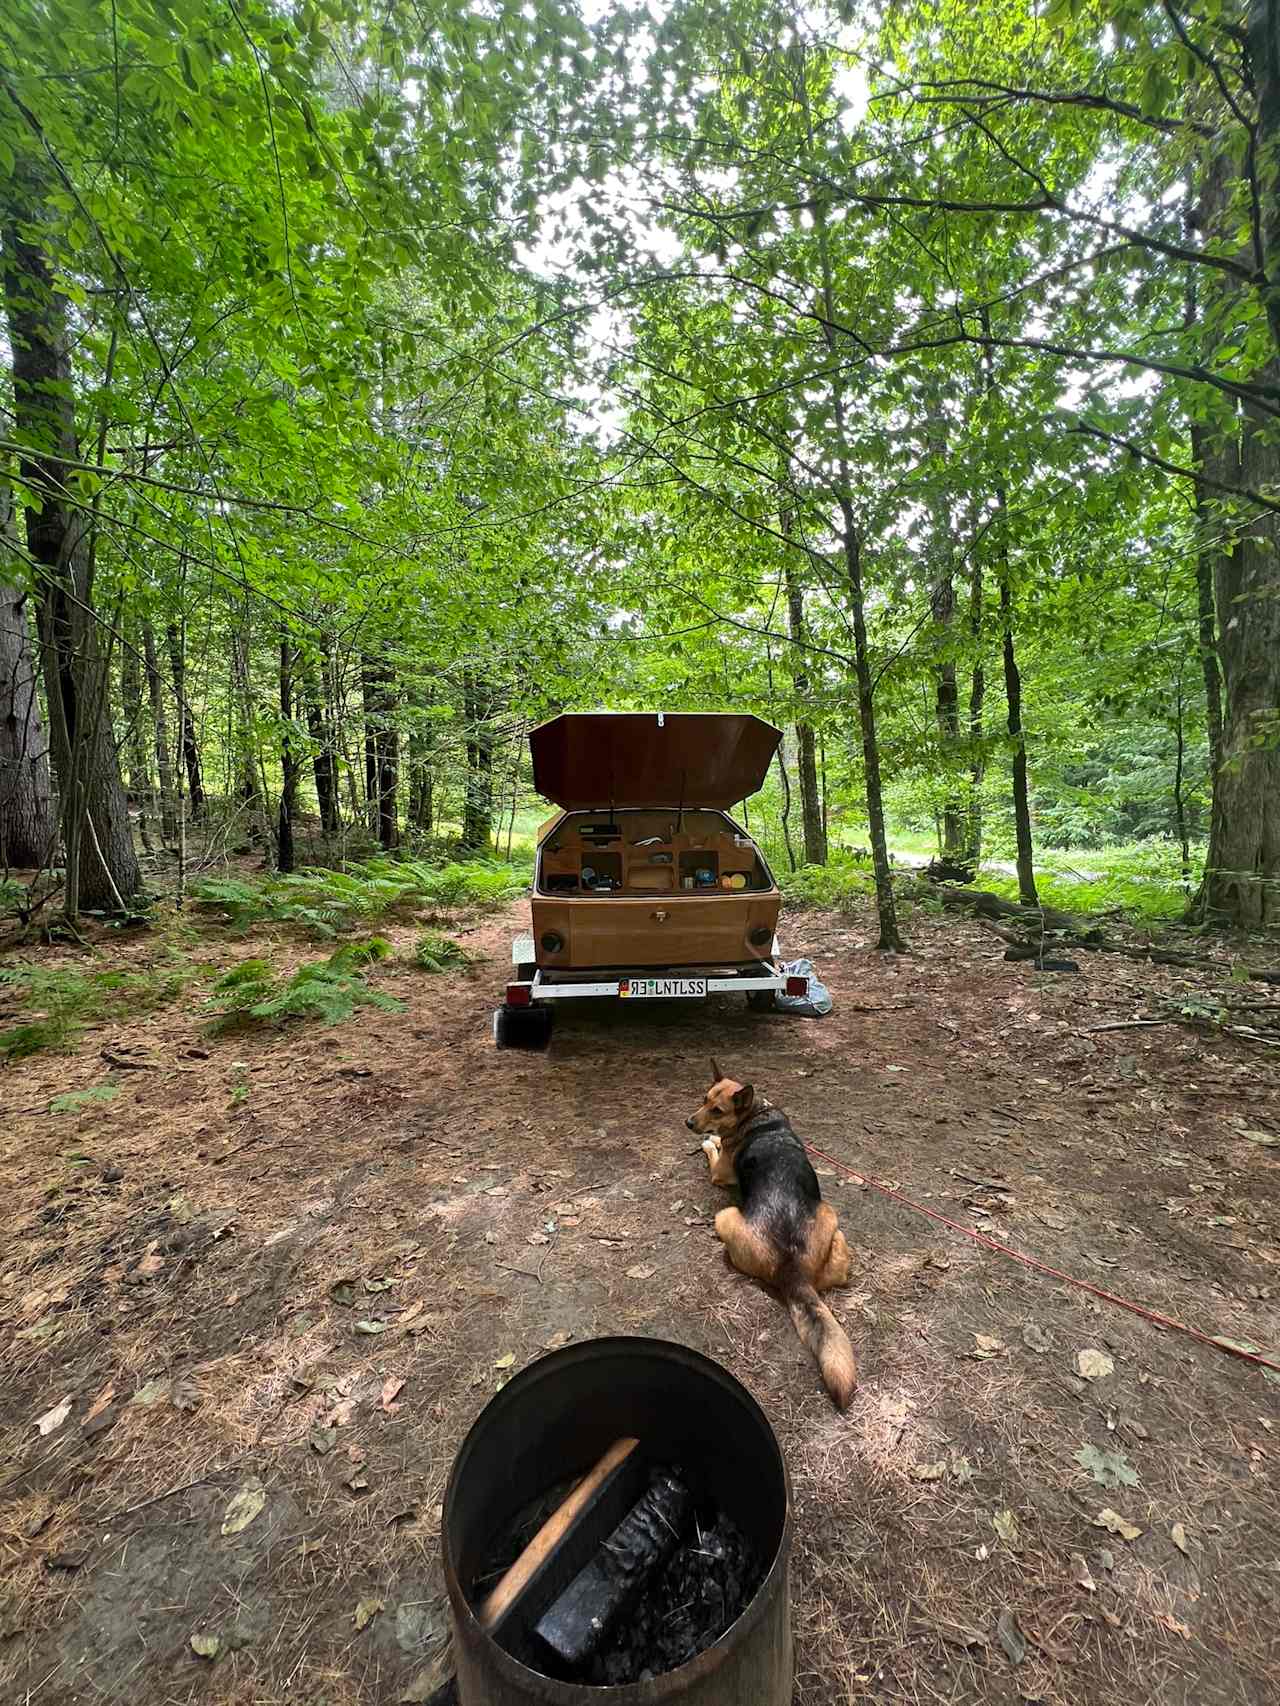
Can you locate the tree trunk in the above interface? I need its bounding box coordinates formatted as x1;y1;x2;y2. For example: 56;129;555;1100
783;555;827;864
362;651;398;850
0;490;54;866
998;550;1039;908
166;620;205;820
407;724;434;834
142;620;176;847
2;172;139;913
798;50;903;949
1197;371;1280;927
931;566;965;859
303;661;340;836
776;740;797;873
119;619;152;854
1250;0;1280;358
462;670;494;853
277;634;299;874
231;624;265;845
966;542;986;867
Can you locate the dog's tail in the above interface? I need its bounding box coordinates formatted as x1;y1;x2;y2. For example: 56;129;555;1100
783;1275;858;1410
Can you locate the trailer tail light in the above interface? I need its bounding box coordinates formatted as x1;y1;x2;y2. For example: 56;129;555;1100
785;975;807;997
506;983;532;1007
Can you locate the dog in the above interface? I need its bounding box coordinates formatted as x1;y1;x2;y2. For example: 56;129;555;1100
686;1061;858;1408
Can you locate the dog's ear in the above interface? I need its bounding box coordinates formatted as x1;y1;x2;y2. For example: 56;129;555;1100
709;1057;723;1086
732;1083;754;1117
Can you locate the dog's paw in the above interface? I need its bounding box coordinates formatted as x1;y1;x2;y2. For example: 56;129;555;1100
701;1135;721;1162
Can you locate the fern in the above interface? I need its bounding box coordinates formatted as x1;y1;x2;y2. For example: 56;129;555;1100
412;930;477;972
209;939;402;1028
0;961;189;1058
191;855;527;939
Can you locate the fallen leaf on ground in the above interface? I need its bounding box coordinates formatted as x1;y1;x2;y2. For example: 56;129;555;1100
190;1633;220;1659
972;1333;1005;1358
35;1396;71;1436
364;1277;396;1293
627;1264;656;1281
1075;1444;1139;1489
1071;1553;1096;1591
1155;1612;1193;1640
329;1279;357;1308
543;1330;573;1351
1099;1546;1115;1569
992;1509;1021;1549
221;1480;266;1536
128;1377;170;1408
1092;1507;1142;1541
1076;1348;1115;1380
493;1352;515;1369
912;1461;946;1482
171;1376;200;1413
345;1471;370;1493
354;1320;387;1336
949;1454;974;1484
354;1598;384;1630
308;1426;338;1455
381;1377;404;1411
995;1608;1026;1665
135;1252;165;1277
325;1399;356;1428
1171;1522;1190;1554
84;1386;115;1424
527;1232;550;1246
1022;1322;1051;1353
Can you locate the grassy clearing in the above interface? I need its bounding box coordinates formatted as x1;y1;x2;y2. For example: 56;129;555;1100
979;841;1197;923
778;839;1198;926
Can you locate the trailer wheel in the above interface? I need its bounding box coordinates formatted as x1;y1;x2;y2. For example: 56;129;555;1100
746;990;778;1012
494;1002;554;1051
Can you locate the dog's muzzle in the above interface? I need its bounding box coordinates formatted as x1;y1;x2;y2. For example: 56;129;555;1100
685;1116;698;1131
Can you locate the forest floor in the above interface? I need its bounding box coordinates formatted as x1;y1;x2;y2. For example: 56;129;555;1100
2;891;1279;1706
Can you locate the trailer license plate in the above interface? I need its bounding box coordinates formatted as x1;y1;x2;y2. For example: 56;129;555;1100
620;977;707;999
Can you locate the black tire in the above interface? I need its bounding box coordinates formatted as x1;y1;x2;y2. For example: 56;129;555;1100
493;1003;554;1050
746;990;778;1012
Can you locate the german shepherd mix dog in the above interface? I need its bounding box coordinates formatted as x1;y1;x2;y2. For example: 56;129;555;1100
686;1064;858;1409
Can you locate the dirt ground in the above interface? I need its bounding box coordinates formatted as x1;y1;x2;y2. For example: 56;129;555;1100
2;892;1279;1706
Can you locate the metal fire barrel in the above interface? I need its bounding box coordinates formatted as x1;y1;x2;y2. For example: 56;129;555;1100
442;1336;792;1706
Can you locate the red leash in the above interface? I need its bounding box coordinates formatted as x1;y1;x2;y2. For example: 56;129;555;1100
805;1140;1280;1380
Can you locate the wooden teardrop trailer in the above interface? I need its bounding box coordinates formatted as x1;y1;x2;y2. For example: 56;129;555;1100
495;712;806;1048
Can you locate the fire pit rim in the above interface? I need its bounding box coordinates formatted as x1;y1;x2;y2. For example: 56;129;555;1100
442;1333;793;1702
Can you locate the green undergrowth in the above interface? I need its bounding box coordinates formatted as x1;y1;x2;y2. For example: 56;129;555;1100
778;856;876;911
779;841;1195;928
208;938;402;1028
190;855;529;938
412;930;479;972
0;959;190;1060
980;843;1195;924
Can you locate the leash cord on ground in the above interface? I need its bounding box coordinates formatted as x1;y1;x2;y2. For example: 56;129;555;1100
804;1141;1280;1380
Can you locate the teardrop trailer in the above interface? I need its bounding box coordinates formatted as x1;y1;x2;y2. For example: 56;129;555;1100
494;712;810;1049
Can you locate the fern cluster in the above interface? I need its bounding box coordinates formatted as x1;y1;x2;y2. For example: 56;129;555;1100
412;930;478;972
0;961;189;1059
208;938;403;1027
190;856;527;939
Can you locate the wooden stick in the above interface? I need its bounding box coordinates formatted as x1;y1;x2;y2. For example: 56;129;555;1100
478;1437;638;1633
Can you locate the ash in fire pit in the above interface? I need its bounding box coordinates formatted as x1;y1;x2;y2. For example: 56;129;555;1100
471;1453;762;1688
578;1497;762;1685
